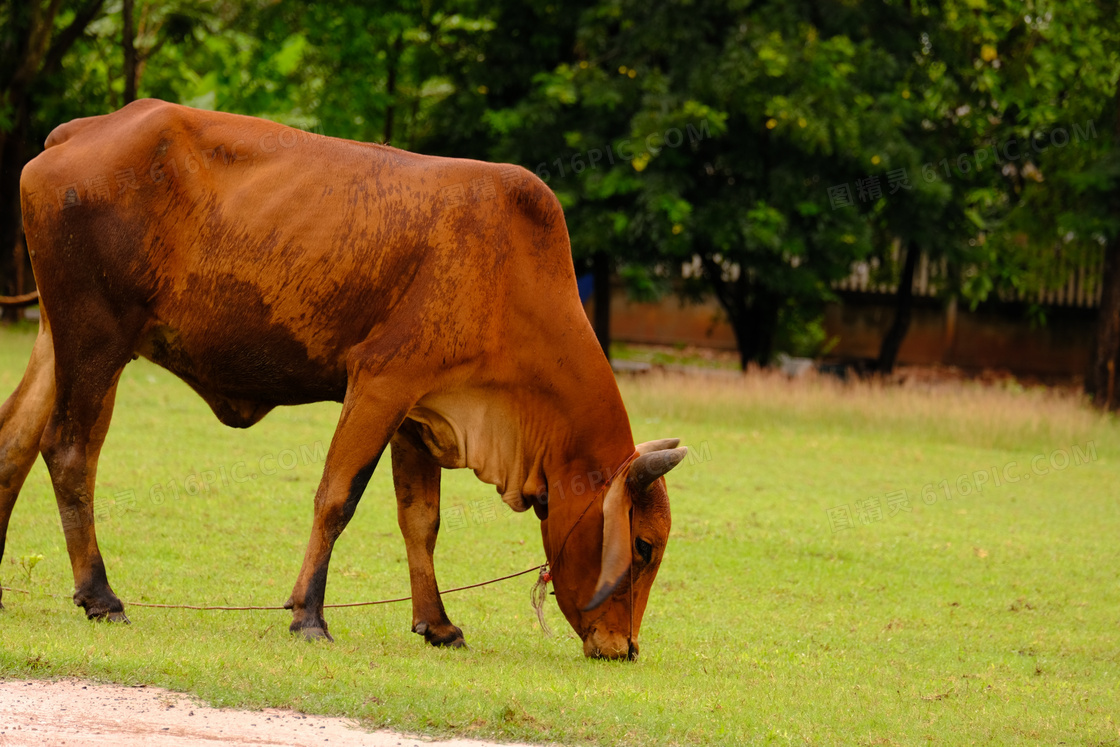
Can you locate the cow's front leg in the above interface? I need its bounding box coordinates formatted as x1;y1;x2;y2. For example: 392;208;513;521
391;424;465;648
286;371;413;641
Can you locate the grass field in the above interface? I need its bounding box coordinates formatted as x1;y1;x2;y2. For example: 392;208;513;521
1;320;1118;745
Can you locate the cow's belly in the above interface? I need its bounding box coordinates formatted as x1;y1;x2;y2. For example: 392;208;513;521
137;322;348;426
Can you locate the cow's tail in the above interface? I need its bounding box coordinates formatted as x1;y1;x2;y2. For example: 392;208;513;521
0;291;39;308
0;313;56;608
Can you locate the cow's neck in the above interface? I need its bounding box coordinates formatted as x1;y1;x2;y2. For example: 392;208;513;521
410;356;634;515
539;364;635;514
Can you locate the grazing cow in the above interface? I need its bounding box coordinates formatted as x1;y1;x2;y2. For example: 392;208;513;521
0;99;685;659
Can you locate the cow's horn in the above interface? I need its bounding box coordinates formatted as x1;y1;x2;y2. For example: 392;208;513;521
629;447;688;492
635;438;680;455
581;476;631;611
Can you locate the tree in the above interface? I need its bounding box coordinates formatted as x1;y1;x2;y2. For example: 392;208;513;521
936;0;1120;405
0;0;106;314
856;0;995;373
491;1;892;368
121;0;200;104
193;2;499;149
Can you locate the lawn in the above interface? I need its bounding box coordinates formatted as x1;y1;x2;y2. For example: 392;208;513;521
1;321;1118;745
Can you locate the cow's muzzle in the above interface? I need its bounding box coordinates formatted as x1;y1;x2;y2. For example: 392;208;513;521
582;630;639;661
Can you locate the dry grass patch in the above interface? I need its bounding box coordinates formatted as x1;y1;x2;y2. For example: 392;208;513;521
619;367;1113;452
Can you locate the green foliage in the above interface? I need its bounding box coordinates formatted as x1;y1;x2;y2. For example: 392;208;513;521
4;0;1120;366
922;0;1120;306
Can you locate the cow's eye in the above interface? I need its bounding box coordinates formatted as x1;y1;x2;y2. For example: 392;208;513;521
635;538;653;564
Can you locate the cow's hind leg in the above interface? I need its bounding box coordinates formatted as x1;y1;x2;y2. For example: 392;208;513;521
286;366;417;641
0;323;57;610
391;423;465;648
38;328;131;621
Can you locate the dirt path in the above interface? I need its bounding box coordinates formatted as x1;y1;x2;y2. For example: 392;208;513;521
0;679;539;747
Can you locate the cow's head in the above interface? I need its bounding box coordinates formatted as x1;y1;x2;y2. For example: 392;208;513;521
543;438;685;660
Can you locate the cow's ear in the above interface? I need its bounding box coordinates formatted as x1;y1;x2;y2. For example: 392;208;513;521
629;447;687;492
581;476;631;611
635;438;680;455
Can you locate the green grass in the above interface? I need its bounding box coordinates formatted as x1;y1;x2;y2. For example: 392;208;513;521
1;321;1119;745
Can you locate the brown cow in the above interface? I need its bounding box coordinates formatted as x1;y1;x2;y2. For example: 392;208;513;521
0;99;685;659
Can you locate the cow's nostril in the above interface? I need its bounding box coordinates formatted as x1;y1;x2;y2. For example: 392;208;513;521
582;628;636;659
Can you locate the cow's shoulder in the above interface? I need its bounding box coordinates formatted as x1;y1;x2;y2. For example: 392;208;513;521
43;98;171;150
499;165;571;271
445;159;567;240
502;164;565;232
25;99;180;189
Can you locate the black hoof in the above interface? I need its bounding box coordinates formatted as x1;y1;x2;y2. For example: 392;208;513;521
290;618;334;643
85;608;128;622
300;626;333;643
82;600;127;621
413;621;467;649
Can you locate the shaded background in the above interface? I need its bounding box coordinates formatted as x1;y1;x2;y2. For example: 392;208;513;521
2;0;1118;400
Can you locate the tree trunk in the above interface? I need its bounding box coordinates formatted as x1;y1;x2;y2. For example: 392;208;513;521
0;100;30;322
123;0;137;103
716;285;754;371
592;251;611;359
750;291;780;366
729;310;753;370
700;254;777;370
1089;237;1120;410
876;239;920;373
1087;83;1120;410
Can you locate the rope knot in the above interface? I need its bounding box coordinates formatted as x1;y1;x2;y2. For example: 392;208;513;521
530;564;552;636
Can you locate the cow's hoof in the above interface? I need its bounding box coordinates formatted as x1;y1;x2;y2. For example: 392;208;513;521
299;626;333;643
426;634;469;649
414;621;467;649
85;606;128;622
290;620;334;643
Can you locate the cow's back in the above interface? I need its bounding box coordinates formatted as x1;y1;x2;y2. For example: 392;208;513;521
20;100;588;412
